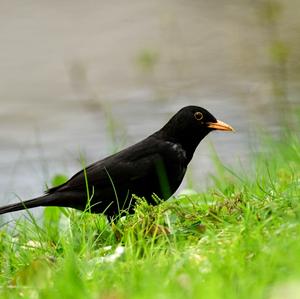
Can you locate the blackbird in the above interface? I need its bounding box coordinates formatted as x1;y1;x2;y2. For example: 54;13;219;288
0;106;234;218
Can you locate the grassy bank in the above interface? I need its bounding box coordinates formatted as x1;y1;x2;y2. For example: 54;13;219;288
0;129;299;299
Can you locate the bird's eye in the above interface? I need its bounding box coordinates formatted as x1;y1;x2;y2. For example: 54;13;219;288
194;112;203;121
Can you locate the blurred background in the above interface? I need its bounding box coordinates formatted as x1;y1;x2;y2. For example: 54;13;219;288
0;0;299;207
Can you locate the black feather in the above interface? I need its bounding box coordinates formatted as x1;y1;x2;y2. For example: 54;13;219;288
0;106;233;217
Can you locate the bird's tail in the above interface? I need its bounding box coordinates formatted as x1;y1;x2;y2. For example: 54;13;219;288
0;195;56;215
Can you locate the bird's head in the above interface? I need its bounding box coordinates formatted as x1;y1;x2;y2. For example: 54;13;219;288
157;106;234;160
180;105;234;132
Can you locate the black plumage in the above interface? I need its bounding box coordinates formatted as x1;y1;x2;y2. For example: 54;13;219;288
0;106;234;218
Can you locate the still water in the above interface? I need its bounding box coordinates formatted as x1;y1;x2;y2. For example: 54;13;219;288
0;1;299;215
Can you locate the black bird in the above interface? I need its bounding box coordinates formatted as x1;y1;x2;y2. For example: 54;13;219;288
0;106;234;218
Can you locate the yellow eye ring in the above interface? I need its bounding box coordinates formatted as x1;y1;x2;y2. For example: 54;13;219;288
194;112;203;121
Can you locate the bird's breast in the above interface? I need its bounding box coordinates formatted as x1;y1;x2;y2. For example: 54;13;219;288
166;141;187;160
164;141;188;186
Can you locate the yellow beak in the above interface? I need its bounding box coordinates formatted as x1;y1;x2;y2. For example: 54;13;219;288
207;120;235;132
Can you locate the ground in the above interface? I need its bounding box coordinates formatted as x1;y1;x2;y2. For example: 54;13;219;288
0;130;299;299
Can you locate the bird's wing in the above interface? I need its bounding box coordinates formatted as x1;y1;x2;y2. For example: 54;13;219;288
47;136;167;194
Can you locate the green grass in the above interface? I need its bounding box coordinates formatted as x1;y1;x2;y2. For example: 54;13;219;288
0;129;299;299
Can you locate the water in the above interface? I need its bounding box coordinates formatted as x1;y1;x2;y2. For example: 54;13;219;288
0;1;299;213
